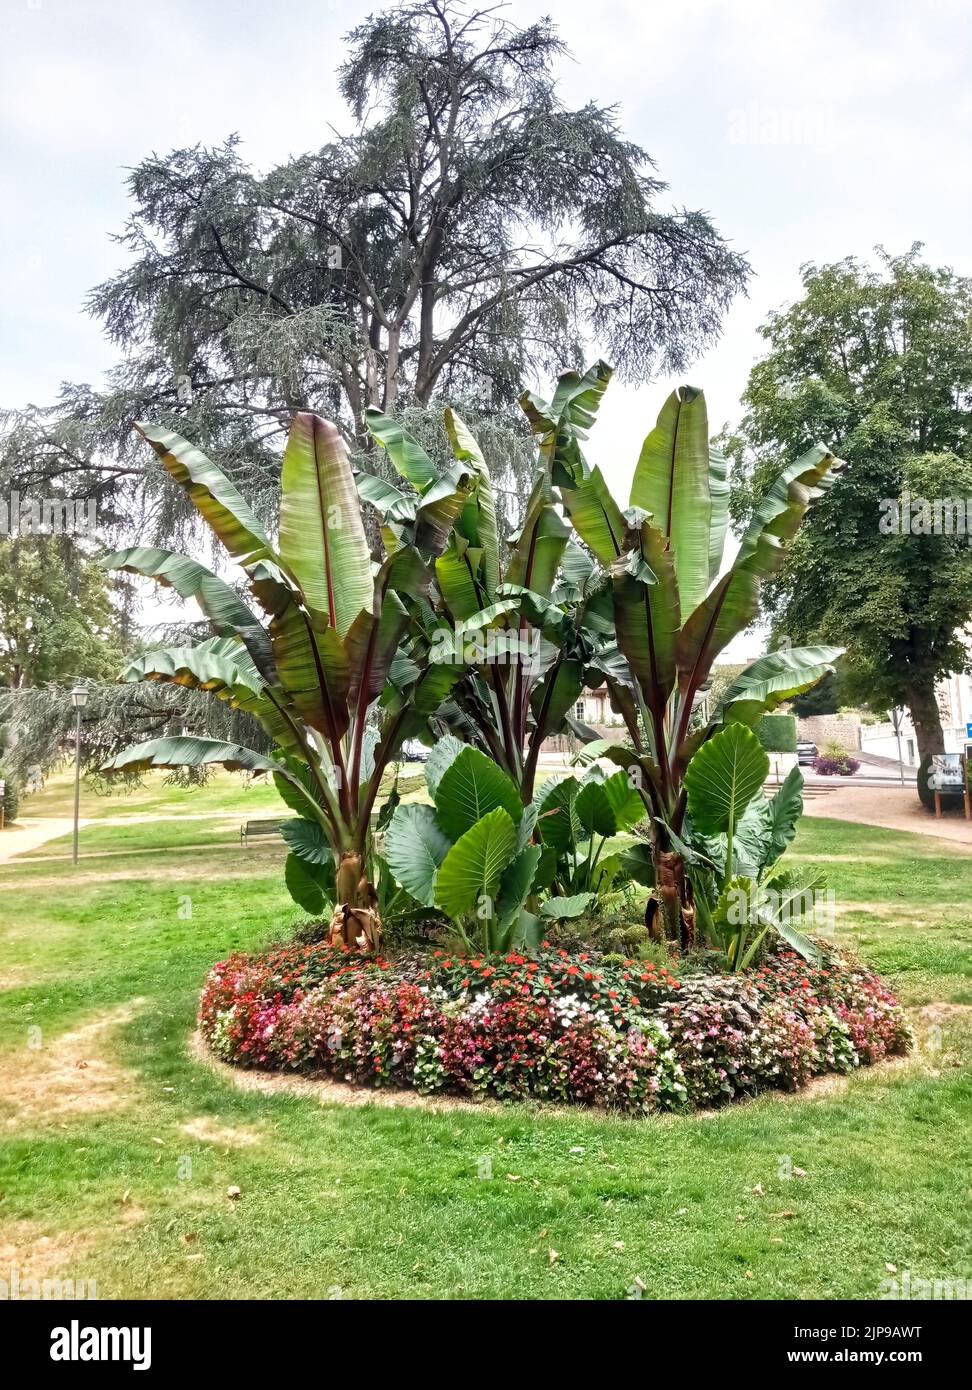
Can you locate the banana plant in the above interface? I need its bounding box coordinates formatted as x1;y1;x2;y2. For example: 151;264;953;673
679;724;827;969
100;411;480;952
526;363;845;948
361;405;608;803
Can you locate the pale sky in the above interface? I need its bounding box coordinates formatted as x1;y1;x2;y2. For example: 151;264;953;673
3;0;971;652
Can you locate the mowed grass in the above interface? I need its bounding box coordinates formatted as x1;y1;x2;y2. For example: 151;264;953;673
0;787;970;1300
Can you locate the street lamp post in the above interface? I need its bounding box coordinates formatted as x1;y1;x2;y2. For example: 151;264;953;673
71;682;89;866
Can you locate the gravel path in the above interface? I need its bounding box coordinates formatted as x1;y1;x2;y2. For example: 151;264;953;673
805;782;972;850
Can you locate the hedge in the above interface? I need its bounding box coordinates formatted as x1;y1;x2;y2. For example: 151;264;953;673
756;713;797;753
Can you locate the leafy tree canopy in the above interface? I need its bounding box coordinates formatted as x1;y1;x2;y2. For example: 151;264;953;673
722;246;972;757
0;0;748;551
0;536;126;690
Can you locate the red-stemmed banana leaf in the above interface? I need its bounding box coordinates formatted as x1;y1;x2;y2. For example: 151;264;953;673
413;459;475;557
364;408;440;494
134;423;274;570
279;411;374;638
629;385;712;616
506;473;570;600
611;520;680;710
100;546;277;681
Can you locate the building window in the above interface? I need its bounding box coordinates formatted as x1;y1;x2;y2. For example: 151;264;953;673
574;701;586;720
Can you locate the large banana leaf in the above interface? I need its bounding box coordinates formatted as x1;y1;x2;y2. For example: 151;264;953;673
675;565;761;705
134;423;273;569
734;443;841;574
355;473;416;522
683;723;769;837
521;361;623;565
556;462;626;565
519;360;613;454
445;409;500;601
629;385;711;615
676;448;842;710
119;640;300;753
101;547;257;636
413;459;475;557
506;474;570;600
345;587;410;710
435;535;486;621
365;408;439;494
612;521;680;708
266;597;350;741
279;412;374;638
714;645;845;725
708;444;730;586
102;735;280;777
121;637;260;693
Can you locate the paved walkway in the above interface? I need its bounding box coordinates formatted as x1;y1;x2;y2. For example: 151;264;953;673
0;817;89;864
0;810;239;865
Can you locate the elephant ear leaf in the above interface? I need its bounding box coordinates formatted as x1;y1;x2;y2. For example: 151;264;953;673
683;723;769;836
383;804;451;908
424;734;466;797
434;807;517;919
285;854;335;917
765;765;804;864
434;746;522;840
280;817;332;865
279;412;374;638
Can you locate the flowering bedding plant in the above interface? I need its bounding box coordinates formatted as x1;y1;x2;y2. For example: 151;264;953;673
199;940;911;1113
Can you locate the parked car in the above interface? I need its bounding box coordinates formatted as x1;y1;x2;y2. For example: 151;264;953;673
796;741;819;766
400;739;429;763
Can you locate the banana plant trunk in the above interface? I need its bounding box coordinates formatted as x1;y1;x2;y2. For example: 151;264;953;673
646;847;696;953
329;851;383;955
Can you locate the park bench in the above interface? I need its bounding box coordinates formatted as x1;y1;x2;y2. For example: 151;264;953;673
240;818;287;848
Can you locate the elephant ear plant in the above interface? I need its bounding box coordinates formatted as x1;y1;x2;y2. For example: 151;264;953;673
382;738;544;952
681;726;827;968
529;363;845;952
100;412;478;952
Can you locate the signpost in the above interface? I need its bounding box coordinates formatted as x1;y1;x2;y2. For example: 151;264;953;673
929;753;970;820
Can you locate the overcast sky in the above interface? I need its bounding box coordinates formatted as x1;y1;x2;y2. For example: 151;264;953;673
3;0;971;527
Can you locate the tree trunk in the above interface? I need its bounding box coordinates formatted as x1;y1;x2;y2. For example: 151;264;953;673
905;679;946;760
646;850;695;953
328;851;382;955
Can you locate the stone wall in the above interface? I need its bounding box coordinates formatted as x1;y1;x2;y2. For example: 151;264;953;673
796;713;861;752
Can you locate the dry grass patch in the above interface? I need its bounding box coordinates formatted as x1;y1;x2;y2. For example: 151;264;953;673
0;999;144;1129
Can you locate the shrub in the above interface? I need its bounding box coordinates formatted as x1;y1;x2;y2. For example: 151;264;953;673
814;753;860;776
0;770;18;824
200;941;910;1113
756;713;797;753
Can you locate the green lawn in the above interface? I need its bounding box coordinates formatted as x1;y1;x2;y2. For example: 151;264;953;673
1;787;970;1300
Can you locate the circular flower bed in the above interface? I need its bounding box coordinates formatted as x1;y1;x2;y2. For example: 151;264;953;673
199;941;911;1113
